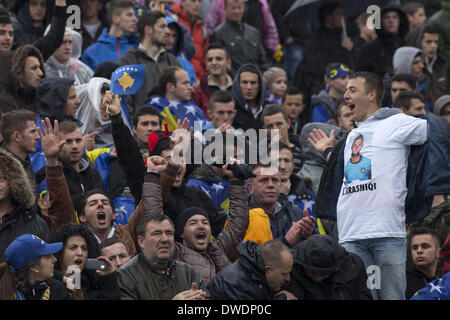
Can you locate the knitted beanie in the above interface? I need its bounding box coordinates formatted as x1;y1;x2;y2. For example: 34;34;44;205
176;207;209;239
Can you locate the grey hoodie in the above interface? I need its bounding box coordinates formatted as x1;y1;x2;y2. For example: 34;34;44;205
393;46;422;75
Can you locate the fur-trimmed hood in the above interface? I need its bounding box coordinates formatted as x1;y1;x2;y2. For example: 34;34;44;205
0;148;35;209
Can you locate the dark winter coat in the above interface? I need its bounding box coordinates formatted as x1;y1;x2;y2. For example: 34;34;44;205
117;252;205;300
207;240;286;300
355;3;410;77
282;235;372;300
15;278;71;300
0;149;49;262
406;263;439;299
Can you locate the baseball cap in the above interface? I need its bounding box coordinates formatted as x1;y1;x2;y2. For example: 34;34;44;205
5;234;63;272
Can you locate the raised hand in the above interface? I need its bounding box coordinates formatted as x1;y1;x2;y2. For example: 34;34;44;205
103;91;121;116
308;128;337;154
146;155;168;174
38;117;66;166
82;131;98;151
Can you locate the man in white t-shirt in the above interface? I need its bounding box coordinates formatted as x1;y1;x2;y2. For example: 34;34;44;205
309;71;428;300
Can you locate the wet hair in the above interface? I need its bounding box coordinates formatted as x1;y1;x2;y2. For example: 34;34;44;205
206;42;229;59
137;10;165;38
106;0;134;22
133;105;162;127
349;72;384;106
0;110;37;145
391;73;417;90
260;240;291;268
208;90;235;111
261;104;289;123
408;226;441;249
136;213;175;238
394;90;424;110
76;189;115;217
282;86;305;103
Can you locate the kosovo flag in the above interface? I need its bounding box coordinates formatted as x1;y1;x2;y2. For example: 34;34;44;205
111;64;145;95
410;272;450;300
111;65;145;134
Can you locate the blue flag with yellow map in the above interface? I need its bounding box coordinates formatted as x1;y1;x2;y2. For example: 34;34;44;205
111;64;145;95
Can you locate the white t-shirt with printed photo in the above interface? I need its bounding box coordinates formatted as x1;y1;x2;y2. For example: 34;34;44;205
337;112;427;243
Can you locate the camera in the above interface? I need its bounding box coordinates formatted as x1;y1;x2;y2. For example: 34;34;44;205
84;258;108;271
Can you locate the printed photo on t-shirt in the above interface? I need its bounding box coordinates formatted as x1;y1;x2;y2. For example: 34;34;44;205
344;133;372;184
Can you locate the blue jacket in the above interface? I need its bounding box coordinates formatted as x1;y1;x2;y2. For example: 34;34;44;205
82;28;138;71
315;110;450;224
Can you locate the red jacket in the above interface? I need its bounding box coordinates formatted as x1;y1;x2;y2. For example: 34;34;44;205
172;4;209;79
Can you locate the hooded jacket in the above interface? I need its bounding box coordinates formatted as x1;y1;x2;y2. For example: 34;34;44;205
207;240;285;300
10;0;53;47
82;28;138;72
0;149;50;263
231;63;267;131
356;2;410;77
282;234;372;300
393;46;422;75
36;77;74;123
311;88;340;123
406;262;439;299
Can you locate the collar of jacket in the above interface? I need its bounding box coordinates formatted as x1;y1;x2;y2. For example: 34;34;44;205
60;154;90;173
141;252;177;276
1;146;31;169
249;195;282;216
225;19;244;32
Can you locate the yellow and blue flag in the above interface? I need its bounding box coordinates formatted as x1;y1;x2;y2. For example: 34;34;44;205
111;64;145;95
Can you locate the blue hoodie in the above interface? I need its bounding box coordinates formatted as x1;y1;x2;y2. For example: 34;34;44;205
82;28;138;72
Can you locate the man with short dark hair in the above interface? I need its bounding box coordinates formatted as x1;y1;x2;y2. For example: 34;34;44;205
82;0;138;71
192;43;233;116
394;90;426;116
207;240;296;300
406;227;441;299
117;212;207;300
390;73;417;104
100;237;131;270
117;10;181;117
80;0;109;52
261;104;303;174
417;24;450;106
0;110;39;186
281;86;307;136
